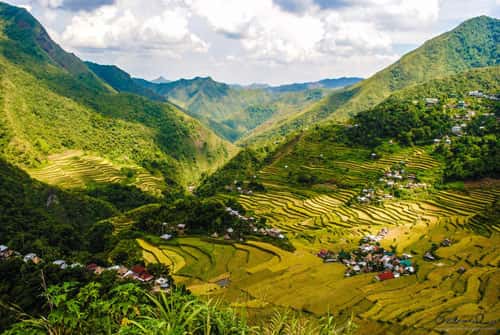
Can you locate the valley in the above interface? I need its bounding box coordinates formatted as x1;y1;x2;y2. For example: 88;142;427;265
0;2;498;334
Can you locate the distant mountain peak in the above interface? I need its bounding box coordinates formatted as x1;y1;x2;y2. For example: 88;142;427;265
151;76;170;84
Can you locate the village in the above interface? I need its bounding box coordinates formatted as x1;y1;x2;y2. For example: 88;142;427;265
316;228;460;281
160;206;286;242
430;91;498;144
317;228;417;281
0;244;171;292
355;162;427;205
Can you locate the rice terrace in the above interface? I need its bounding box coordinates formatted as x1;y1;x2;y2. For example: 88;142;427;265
0;2;499;334
136;136;500;335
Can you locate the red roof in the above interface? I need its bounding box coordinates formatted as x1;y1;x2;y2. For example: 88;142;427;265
132;265;146;275
376;271;395;281
140;273;154;282
86;263;98;271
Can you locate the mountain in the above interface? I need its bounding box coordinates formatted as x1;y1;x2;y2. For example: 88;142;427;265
85;61;165;101
242;15;500;145
151;76;170;84
132;75;325;141
267;77;363;93
0;2;236;189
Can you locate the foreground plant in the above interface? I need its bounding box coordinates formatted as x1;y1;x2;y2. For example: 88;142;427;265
2;282;356;335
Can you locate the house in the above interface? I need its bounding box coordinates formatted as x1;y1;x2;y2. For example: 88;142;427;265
211;232;219;238
86;263;98;272
132;265;147;275
451;125;463;135
24;253;42;264
53;260;68;269
138;273;154;282
400;259;412;268
441;238;452;247
468;90;484;97
94;266;105;275
424;252;436;261
177;224;186;235
0;245;13;259
375;271;395;281
317;249;329;259
155;277;170;289
113;266;127;276
227;227;234;234
224;233;231;240
266;227;282;238
457;101;466;108
160;234;173;241
425;98;439;105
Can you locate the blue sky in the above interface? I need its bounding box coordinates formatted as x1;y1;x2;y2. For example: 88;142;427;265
8;0;500;85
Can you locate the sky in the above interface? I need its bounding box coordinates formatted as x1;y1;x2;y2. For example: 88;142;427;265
8;0;500;85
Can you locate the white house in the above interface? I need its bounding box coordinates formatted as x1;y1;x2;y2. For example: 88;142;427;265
451;125;463;135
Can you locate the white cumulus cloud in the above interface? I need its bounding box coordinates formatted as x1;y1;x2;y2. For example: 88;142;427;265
60;1;208;54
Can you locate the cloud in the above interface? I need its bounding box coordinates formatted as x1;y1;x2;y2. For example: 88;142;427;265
60;2;208;54
9;0;497;85
37;0;116;12
189;0;439;62
190;0;324;62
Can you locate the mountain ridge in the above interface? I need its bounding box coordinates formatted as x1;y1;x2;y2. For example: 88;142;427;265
0;2;237;189
240;15;500;146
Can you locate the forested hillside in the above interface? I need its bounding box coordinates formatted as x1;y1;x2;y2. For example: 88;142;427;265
132;75;341;141
243;16;500;146
0;3;236;188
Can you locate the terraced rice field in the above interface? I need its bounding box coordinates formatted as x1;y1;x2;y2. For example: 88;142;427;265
257;143;442;188
141;136;498;334
28;150;164;196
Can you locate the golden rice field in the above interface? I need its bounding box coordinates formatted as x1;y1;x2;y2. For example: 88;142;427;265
28;150;164;196
140;140;499;334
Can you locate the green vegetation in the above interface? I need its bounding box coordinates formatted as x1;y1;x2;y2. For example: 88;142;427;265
0;3;236;188
347;66;500;146
243;16;500;146
0;4;499;335
85;61;165;101
2;276;356;334
132;75;329;142
0;157;115;258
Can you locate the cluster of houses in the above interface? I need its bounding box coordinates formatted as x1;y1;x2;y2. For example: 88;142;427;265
468;91;500;101
1;245;45;265
224;180;257;195
86;263;169;290
0;244;170;291
433;136;452;145
317;229;417;281
356;164;427;205
225;206;255;222
381;165;426;191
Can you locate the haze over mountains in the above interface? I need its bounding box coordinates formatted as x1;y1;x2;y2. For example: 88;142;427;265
0;1;499;334
88;62;362;142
